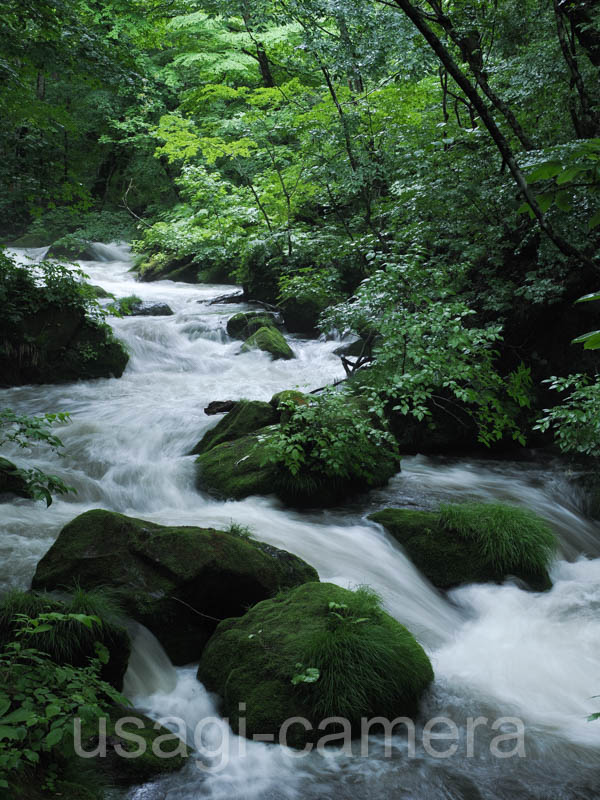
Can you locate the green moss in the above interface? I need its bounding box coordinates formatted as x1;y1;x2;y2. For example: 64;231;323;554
196;427;278;501
32;509;318;664
227;311;278;340
241;326;295;360
198;582;433;748
0;588;131;689
191;400;278;455
369;504;554;591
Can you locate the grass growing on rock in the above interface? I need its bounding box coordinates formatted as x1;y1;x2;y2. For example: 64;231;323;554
198;582;433;747
439;502;557;575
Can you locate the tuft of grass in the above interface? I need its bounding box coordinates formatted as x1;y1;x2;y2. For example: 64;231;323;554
0;586;124;666
439;502;557;575
226;520;254;540
299;586;431;723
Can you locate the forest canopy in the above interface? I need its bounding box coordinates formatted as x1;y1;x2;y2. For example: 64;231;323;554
1;0;599;453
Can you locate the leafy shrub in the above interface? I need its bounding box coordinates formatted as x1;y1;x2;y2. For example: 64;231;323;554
0;250;103;327
262;389;399;501
0;408;74;506
439;502;557;575
0;611;126;791
535;373;600;457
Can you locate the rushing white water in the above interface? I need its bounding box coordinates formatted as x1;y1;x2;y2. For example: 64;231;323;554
1;244;599;799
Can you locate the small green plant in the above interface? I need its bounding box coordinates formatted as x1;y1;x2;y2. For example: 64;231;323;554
107;295;142;317
226;521;254;540
439;502;557;575
0;408;75;506
290;664;320;686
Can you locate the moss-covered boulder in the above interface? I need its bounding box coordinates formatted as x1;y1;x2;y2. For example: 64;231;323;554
369;503;556;591
32;510;318;664
198;583;433;748
0;303;128;386
191;400;278;455
196;428;278;500
0;589;131;689
241;326;295;360
0;457;33;499
227;311;279;340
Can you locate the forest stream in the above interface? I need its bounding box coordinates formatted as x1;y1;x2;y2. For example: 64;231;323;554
2;244;599;800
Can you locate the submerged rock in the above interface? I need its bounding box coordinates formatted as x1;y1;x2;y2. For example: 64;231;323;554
127;301;174;317
369;503;555;591
227;311;279;340
191;400;278;455
32;510;318;664
241;326;295;360
198;582;433;748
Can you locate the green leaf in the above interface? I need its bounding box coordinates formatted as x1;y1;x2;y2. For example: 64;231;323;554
527;161;562;182
575;292;600;304
0;726;21;741
589;209;600;230
31;625;53;634
555;166;584;185
0;708;36;725
572;330;600;349
535;192;555;213
44;728;63;747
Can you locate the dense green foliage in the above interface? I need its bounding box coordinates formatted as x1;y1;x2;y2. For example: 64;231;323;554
0;610;125;791
1;0;599;452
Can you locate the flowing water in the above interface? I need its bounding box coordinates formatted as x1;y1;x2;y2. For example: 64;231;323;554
1;244;599;799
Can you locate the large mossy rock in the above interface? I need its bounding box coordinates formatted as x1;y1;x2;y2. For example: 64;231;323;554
369;503;555;591
0;303;128;386
191;400;278;456
227;311;279;340
0;457;33;499
32;510;318;664
198;582;433;748
0;589;131;689
196;429;278;500
195;394;400;507
241;326;295;360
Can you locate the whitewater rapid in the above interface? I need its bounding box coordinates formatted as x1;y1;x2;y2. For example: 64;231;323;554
1;243;599;799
